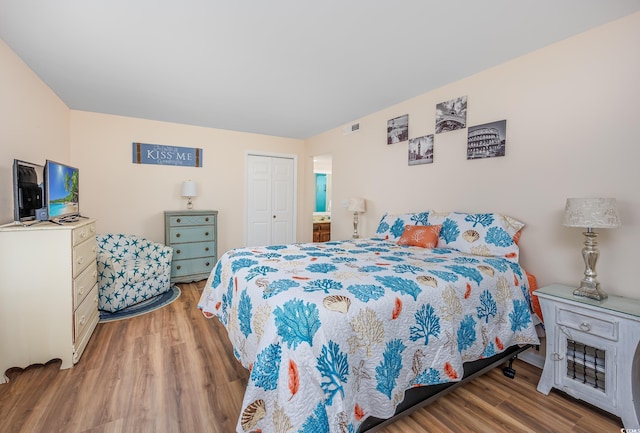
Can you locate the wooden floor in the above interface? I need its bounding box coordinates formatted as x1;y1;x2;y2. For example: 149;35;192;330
0;281;623;433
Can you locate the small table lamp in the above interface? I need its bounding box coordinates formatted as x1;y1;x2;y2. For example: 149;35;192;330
348;198;366;239
181;180;197;209
563;197;621;300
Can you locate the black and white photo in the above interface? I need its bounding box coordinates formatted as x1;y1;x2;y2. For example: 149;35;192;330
408;134;434;166
467;120;507;160
435;96;467;133
387;114;409;144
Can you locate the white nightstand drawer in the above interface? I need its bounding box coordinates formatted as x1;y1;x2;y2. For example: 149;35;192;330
557;307;618;341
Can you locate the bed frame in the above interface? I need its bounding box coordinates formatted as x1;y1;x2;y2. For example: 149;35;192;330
359;344;532;432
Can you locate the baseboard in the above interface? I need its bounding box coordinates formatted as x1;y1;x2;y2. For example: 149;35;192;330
518;344;545;369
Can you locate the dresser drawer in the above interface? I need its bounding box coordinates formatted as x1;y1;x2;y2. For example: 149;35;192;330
172;258;215;277
74;261;98;309
74;284;99;342
173;241;215;260
72;222;96;247
73;238;97;277
169;226;214;243
168;215;216;227
557;307;619;341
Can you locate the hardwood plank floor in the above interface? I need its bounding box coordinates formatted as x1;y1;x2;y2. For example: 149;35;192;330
0;281;623;433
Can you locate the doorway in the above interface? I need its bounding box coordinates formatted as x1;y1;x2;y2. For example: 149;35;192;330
313;154;332;242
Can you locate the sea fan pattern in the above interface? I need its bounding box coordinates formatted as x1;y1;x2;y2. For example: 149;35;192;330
375;339;407;399
316;341;350;405
197;237;539;433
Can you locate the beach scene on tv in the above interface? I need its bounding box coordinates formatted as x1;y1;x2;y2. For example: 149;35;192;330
48;163;79;218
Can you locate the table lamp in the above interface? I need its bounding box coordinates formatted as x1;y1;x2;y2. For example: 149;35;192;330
348;198;366;239
563;197;620;300
181;180;197;209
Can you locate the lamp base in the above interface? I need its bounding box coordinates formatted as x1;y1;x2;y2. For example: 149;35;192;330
352;212;359;239
573;282;608;301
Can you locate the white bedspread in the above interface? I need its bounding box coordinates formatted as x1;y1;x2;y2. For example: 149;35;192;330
198;238;539;433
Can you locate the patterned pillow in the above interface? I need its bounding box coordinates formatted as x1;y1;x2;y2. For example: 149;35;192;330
374;211;431;241
437;212;525;261
397;225;442;248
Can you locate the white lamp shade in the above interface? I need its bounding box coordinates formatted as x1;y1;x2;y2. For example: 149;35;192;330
181;180;197;197
563;197;620;228
347;198;366;213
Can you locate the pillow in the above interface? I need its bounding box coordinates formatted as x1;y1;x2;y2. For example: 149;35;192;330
527;271;543;323
397;225;442;248
437;212;524;261
374;211;431;241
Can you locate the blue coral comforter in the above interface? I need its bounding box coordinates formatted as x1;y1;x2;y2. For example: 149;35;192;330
198;238;539;433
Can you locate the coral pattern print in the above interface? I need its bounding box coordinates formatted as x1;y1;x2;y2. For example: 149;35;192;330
198;221;539;433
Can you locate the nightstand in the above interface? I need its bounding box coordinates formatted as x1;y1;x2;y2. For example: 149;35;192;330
164;210;218;283
535;284;640;429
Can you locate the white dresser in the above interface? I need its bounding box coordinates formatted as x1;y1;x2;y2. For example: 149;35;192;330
0;219;99;383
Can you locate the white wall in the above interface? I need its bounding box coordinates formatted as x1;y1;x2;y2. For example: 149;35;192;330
0;39;70;222
70;111;306;254
305;12;640;298
2;13;639;299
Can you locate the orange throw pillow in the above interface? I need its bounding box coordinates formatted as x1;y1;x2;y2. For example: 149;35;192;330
397;225;442;248
527;271;543;322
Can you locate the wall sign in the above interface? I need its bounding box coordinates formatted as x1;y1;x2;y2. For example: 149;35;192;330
132;142;203;167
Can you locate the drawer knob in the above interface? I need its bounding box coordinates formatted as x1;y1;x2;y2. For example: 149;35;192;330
77;256;84;265
579;322;591;332
176;249;181;254
176;265;181;270
205;247;209;251
79;287;85;296
206;262;210;267
205;217;209;222
177;218;181;223
176;233;181;238
79;315;86;326
205;232;209;236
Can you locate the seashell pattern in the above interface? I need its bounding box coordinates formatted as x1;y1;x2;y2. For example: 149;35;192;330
478;265;495;277
241;399;266;431
462;230;480;243
323;295;351;313
416;275;437;287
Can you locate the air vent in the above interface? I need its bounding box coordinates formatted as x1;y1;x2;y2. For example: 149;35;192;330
343;122;360;135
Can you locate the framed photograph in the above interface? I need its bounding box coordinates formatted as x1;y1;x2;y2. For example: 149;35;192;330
435;96;467;133
408;135;434;166
387;114;409;144
467;120;507;160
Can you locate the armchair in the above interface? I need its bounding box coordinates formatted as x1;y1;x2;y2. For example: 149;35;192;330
96;233;173;313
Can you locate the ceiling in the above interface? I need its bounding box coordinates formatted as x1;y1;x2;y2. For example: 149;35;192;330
1;1;639;139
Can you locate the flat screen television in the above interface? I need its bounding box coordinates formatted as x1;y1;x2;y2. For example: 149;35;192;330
12;159;45;223
45;160;80;221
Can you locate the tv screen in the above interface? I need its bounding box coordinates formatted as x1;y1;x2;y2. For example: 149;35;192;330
45;160;79;220
12;159;45;223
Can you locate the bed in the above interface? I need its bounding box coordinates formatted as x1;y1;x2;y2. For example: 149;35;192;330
198;211;540;433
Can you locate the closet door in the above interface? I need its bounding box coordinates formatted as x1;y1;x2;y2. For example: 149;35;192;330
246;154;295;247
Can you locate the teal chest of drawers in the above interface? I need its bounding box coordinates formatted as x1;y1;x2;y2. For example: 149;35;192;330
164;210;218;283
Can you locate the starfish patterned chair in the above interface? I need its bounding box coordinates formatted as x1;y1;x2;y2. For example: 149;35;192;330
96;233;173;313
